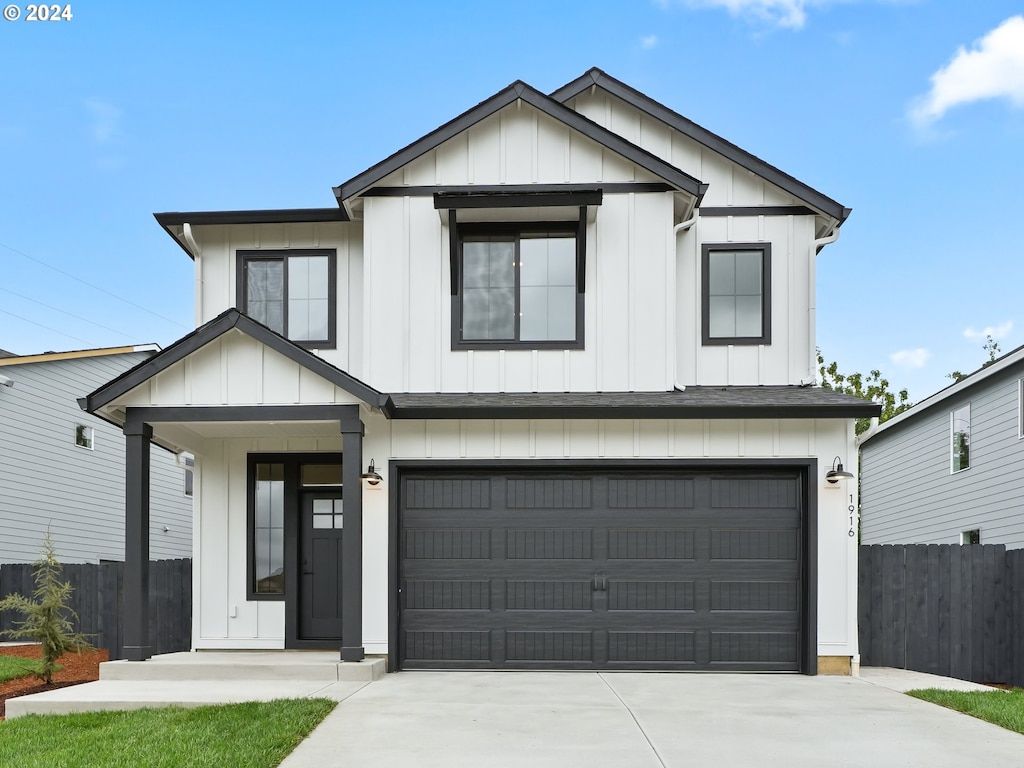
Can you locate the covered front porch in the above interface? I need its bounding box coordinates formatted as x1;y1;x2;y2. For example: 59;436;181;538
78;310;393;663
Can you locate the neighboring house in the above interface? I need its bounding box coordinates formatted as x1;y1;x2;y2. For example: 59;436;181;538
860;344;1024;549
80;68;877;673
0;346;193;564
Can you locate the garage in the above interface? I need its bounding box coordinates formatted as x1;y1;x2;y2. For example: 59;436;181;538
397;466;810;671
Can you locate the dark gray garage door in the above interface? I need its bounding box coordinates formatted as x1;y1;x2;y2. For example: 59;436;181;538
399;470;804;671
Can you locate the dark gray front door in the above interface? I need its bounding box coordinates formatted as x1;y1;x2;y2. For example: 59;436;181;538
300;490;344;640
399;470;803;671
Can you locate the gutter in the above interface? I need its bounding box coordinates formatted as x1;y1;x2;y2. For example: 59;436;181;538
803;224;841;385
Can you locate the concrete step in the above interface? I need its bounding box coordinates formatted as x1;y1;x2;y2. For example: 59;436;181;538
100;651;385;683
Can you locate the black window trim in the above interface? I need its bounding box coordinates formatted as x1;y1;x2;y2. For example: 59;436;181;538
451;213;586;351
246;452;344;602
701;242;772;346
236;249;337;349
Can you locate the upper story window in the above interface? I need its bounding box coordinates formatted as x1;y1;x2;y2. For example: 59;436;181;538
951;404;971;472
454;222;583;349
237;249;336;348
701;243;771;346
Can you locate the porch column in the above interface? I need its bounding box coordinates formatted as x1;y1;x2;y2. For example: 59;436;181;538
340;417;365;662
123;419;153;661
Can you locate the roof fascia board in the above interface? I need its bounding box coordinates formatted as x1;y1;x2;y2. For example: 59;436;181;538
434;190;603;209
334;81;705;204
364;183;673;197
0;345;159;367
551;69;848;223
388;403;880;420
859;344;1024;444
81;309;390;414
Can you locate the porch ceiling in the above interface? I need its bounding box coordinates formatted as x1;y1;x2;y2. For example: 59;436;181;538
148;420;345;454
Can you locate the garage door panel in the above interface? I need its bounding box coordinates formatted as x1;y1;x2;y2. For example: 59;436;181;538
404;478;492;509
400;469;804;671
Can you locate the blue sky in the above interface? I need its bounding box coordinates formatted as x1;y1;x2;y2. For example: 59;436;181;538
1;0;1022;402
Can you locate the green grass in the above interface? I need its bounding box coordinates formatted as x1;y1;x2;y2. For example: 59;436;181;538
908;688;1024;735
0;654;46;683
0;698;336;768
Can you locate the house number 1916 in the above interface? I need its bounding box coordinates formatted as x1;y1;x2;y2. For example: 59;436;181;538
848;495;856;537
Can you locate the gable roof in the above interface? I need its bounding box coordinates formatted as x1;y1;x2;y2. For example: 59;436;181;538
0;348;16;359
551;68;850;224
859;342;1024;445
79;308;391;415
332;79;707;210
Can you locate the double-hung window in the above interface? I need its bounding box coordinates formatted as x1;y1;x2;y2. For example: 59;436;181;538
702;243;771;345
455;223;583;349
238;249;336;348
951;404;971;472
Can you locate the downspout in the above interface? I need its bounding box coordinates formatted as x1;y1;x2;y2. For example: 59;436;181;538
671;206;699;392
803;224;841;385
182;223;203;328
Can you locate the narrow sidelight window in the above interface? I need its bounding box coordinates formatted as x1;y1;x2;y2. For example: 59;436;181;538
253;462;285;595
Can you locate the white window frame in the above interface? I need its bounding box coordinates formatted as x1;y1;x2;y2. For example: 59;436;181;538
74;424;94;450
1018;378;1024;440
950;404;971;473
961;529;981;545
183;455;195;498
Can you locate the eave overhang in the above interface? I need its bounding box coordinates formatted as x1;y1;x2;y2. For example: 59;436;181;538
551;68;850;226
333;80;706;217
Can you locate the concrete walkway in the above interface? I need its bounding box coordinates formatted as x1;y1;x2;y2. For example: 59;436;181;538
280;671;1023;768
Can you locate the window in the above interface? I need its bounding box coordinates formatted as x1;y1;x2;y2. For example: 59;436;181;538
237;249;336;348
701;243;771;345
74;424;94;450
1019;378;1024;439
961;529;981;545
951;404;971;472
454;223;583;349
246;454;343;599
183;455;195;498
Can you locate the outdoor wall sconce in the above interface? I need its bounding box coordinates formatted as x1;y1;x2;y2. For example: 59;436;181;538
360;459;383;487
825;456;855;484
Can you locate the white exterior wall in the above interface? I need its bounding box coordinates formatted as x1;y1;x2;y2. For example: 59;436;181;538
192;416;858;659
190;222;364;379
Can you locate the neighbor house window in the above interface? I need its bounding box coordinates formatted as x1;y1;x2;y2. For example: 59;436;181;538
1019;378;1024;439
951;404;971;472
183;455;195;498
455;223;582;349
702;243;771;345
74;424;94;450
238;249;336;348
961;529;981;545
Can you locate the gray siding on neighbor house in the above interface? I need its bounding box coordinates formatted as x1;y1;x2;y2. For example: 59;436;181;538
861;362;1024;548
0;352;192;563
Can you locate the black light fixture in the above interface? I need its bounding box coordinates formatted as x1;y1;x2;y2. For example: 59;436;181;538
825;456;855;484
360;459;383;486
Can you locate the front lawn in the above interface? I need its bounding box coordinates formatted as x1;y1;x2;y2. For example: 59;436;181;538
0;655;45;683
908;688;1024;735
0;698;336;768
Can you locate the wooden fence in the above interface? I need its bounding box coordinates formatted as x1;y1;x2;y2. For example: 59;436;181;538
0;559;191;660
859;544;1024;687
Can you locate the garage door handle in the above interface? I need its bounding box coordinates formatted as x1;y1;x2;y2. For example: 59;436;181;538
592;573;608;591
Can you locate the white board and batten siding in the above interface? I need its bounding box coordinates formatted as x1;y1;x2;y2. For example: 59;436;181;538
191;414;860;658
861;369;1024;548
0;353;192;564
190;221;364;380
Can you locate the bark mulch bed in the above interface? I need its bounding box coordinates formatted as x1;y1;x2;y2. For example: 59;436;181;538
0;645;108;720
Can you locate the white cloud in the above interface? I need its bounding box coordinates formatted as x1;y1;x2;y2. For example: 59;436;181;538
889;348;931;370
910;16;1024;126
963;321;1013;341
641;34;659;49
84;100;122;144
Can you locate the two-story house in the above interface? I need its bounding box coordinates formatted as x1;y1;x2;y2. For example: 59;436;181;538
80;69;877;674
859;343;1024;549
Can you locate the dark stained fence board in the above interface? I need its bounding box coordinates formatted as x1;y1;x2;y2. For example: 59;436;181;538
0;559;190;660
859;544;1019;686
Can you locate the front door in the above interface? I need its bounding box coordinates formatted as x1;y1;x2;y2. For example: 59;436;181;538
299;490;344;640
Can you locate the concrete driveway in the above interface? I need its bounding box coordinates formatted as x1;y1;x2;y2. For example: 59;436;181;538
280;671;1024;767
